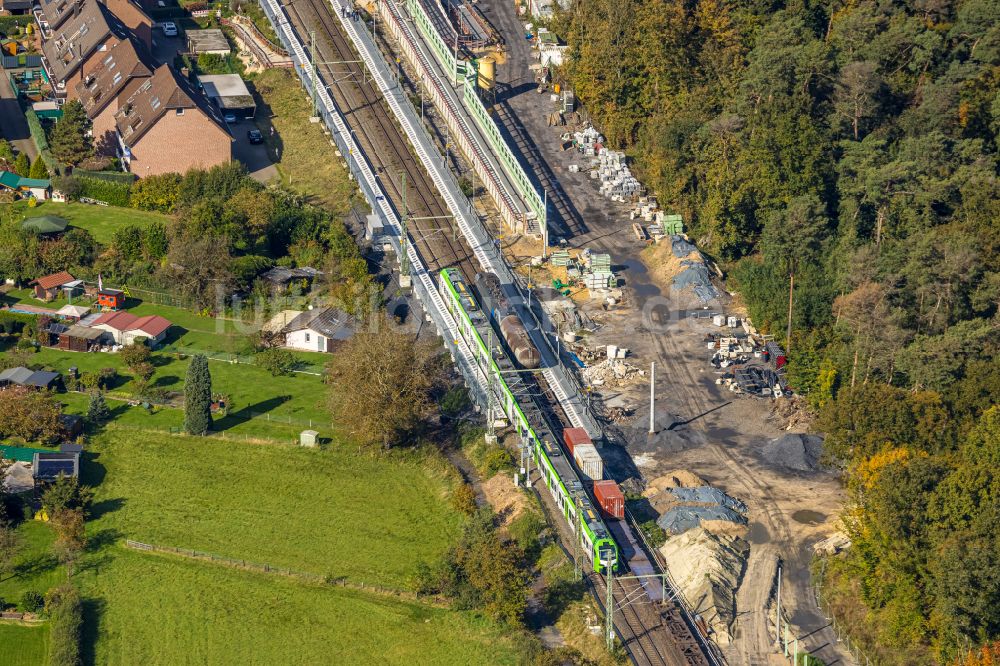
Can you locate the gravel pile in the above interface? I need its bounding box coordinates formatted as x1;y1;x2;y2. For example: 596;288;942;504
761;434;825;472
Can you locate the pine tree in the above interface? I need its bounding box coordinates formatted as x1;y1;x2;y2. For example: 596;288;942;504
48;100;93;166
28;155;48;180
86;391;110;424
13;152;29;177
183;354;213;435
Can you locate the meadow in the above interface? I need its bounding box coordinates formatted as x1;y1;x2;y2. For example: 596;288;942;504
83;428;464;587
74;548;519;665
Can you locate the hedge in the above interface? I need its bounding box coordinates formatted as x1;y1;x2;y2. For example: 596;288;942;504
46;583;82;666
77;176;133;207
24;109;58;173
0;311;36;336
73;169;137;185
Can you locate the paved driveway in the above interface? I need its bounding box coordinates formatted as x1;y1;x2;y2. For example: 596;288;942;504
0;67;37;160
231;120;278;183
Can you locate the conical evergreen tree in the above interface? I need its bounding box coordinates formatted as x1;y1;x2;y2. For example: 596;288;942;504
87;391;111;424
28;155;48;180
184;354;213;435
13;152;29;177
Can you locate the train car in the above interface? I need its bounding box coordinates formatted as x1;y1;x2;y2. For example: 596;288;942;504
473;272;541;369
438;267;618;572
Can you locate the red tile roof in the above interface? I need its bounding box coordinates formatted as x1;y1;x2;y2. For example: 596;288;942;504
130;315;171;337
91;311;170;337
32;271;75;290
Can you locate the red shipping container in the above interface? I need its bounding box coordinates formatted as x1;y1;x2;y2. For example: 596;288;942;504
562;427;591;455
593;480;624;519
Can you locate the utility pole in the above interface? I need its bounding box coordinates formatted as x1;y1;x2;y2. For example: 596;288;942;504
399;172;410;288
541;189;548;259
309;30;319;119
775;564;782;647
649;361;655;435
605;569;615;652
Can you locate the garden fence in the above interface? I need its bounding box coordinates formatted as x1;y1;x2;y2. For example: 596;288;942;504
123;539;408;598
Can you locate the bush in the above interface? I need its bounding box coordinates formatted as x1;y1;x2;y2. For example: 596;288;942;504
46;583;82;666
130;173;181;212
483;445;515;477
51;175;83;201
20;590;44;613
508;511;546;563
255;348;297;376
451;484;477;516
77;176;132;206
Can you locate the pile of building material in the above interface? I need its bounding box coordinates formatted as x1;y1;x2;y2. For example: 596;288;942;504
571;125;643;202
659;527;747;645
630;198;683;241
761;434;824;472
813;532;851;556
579;249;614;290
581;359;644;387
653;486;749;536
669;236;721;303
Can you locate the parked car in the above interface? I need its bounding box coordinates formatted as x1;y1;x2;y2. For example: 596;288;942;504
161;21;178;36
247;129;264;144
223;112;237;124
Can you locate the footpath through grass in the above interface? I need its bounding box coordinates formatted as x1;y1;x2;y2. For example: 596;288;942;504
3;200;170;244
75;548;518;666
0;623;49;666
85;428;463;587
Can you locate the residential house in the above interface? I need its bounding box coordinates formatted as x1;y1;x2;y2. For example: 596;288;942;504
115;64;232;177
0;172;51;200
75;38;152;154
271;308;354;353
38;0;130;99
36;0;151;49
31;270;76;301
0;367;63;390
89;310;171;345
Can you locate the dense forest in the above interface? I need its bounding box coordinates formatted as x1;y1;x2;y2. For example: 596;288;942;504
553;0;1000;662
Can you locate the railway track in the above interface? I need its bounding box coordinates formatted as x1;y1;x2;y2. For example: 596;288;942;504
279;2;713;664
282;0;475;277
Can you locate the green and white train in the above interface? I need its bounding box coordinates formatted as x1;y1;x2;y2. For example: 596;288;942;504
439;267;618;572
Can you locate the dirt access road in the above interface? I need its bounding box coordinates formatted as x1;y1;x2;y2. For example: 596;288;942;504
473;2;851;664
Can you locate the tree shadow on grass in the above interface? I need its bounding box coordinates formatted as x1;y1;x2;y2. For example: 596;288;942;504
9;550;59;583
80;451;107;487
152;375;179;388
80;597;106;666
88;498;125;521
213;395;291;432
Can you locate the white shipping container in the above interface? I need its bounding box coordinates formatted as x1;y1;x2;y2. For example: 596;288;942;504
573;443;603;481
712;314;726;327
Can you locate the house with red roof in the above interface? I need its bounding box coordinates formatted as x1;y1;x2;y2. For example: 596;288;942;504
89;310;171;346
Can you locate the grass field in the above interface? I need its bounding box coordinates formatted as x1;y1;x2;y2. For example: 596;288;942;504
0;624;49;666
84;428;463;587
4;201;170;244
251;69;357;215
74;548;519;665
0;521;64;605
32;346;330;431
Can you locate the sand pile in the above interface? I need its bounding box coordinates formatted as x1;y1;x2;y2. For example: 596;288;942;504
660;527;748;645
482;473;533;527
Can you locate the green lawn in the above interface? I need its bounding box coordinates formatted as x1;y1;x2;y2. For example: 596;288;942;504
84;428;462;587
33;346;330;430
0;521;64;606
4;201;170;244
0;624;49;666
74;548;518;666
